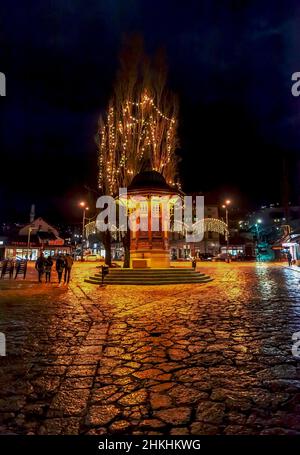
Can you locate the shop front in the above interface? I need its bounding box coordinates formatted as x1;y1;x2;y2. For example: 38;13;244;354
282;241;300;264
4;245;72;260
272;232;300;264
5;247;39;261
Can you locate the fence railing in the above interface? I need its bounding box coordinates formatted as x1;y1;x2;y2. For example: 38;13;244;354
0;259;27;279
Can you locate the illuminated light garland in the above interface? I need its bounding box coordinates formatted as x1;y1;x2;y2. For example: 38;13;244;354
97;90;179;195
88;214;226;238
192;218;229;236
84;221;97;238
85;214;227;240
125;95;176;123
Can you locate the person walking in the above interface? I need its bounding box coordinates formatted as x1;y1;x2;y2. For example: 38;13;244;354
56;255;65;285
64;253;74;284
45;256;53;283
35;253;45;283
287;251;293;267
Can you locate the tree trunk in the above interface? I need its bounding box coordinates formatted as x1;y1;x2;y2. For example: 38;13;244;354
103;230;112;266
122;231;131;268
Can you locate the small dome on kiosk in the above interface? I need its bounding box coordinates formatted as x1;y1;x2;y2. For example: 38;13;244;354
128;170;176;195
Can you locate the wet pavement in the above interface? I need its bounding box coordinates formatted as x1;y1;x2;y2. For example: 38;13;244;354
1;262;300;435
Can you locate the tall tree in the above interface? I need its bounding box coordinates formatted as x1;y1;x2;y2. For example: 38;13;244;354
96;36;179;266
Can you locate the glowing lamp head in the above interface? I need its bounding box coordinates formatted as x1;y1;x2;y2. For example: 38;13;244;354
257;219;262;224
225;200;231;205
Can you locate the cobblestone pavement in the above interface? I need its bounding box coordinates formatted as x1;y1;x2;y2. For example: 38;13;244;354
1;262;300;435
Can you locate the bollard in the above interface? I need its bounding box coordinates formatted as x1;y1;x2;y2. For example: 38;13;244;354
101;265;109;285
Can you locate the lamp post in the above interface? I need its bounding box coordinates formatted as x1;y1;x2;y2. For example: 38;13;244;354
27;227;32;261
222;200;231;260
27;226;37;261
255;219;262;261
256;219;262;240
80;202;89;261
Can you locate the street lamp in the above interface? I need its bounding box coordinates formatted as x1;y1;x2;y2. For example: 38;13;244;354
222;200;231;260
222;200;231;226
79;202;89;261
255;219;262;261
256;219;262;241
27;226;37;260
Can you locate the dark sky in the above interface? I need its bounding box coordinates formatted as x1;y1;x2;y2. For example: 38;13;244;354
1;0;300;223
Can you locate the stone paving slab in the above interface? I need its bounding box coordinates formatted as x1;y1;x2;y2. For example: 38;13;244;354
1;262;300;434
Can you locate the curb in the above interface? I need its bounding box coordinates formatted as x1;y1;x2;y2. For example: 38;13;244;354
277;264;300;273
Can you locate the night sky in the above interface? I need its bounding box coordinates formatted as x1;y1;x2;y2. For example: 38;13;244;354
1;0;300;223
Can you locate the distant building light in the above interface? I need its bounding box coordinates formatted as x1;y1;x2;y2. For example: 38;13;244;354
0;240;3;245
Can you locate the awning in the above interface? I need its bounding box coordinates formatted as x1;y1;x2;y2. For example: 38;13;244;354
271;234;290;250
271;233;300;250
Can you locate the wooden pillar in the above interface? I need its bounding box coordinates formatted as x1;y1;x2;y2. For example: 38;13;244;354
148;195;152;249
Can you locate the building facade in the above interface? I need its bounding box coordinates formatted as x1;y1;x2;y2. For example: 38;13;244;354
0;217;72;260
169;204;221;259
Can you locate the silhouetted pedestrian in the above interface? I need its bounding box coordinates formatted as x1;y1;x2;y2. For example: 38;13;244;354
45;256;53;283
64;254;74;284
56;255;65;285
35;253;45;283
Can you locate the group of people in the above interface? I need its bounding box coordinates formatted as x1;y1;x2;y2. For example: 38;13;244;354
35;253;73;285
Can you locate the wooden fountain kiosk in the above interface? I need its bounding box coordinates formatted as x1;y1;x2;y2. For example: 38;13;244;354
85;170;214;284
125;170;181;268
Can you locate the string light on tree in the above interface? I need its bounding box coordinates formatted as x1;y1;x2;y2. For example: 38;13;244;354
97;88;179;196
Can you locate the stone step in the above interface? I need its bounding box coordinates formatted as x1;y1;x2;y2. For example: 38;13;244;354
85;275;213;285
86;267;213;285
97;267;199;273
92;276;210;282
94;272;206;278
97;267;202;270
85;279;213;285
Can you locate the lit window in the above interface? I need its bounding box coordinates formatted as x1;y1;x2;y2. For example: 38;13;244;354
140;201;148;214
152;203;160;216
